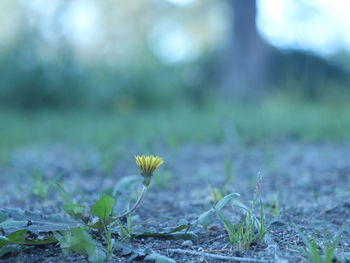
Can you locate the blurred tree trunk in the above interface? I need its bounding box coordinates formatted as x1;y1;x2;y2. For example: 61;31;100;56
220;0;349;99
221;0;270;97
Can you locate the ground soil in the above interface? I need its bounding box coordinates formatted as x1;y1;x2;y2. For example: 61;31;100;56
0;140;349;262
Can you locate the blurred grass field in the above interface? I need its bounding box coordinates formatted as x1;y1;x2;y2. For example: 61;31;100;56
1;93;349;157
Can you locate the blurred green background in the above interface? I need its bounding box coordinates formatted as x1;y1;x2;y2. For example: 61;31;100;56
1;0;350;153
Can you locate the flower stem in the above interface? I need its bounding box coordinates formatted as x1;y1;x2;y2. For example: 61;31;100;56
113;186;148;220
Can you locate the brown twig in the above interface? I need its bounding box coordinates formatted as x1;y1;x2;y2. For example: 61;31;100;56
202;249;233;253
167;248;274;263
152;246;183;250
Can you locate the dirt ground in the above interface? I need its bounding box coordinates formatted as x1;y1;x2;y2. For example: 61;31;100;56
1;140;350;262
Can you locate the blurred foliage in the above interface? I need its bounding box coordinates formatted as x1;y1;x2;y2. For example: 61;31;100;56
0;30;86;110
0;0;349;111
1;94;350;157
0;31;217;111
0;0;220;111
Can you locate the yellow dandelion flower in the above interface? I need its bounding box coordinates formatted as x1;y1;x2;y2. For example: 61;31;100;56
135;155;164;186
135;155;163;174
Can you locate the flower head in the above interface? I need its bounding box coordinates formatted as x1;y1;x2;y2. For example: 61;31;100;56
135;155;163;175
135;155;163;186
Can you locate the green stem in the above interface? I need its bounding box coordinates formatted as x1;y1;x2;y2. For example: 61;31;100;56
112;186;148;220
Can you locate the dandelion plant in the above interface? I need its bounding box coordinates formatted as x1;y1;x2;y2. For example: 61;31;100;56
112;155;163;220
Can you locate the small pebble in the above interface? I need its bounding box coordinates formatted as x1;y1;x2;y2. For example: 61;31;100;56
182;240;193;247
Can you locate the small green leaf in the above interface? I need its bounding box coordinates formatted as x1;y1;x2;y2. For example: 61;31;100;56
56;228;106;263
62;204;85;219
0;208;80;233
90;195;114;220
88;246;107;263
132;224;195;240
196;193;240;228
32;174;49;200
7;230;27;243
0;237;9;249
214;193;240;211
0;230;56;248
197;210;213;226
